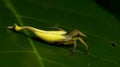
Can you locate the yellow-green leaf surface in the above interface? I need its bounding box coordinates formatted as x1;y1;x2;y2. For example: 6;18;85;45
0;0;120;67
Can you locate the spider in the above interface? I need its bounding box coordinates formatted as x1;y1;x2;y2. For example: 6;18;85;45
8;24;88;55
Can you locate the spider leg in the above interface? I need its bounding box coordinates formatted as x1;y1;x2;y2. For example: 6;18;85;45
70;39;77;55
60;39;77;55
49;26;65;31
71;37;88;55
78;37;88;50
78;31;87;38
68;30;87;38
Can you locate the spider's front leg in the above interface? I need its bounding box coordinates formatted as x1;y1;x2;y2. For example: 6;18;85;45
68;30;88;54
71;38;77;55
68;30;88;49
71;37;88;55
78;37;88;50
61;39;77;55
68;30;87;38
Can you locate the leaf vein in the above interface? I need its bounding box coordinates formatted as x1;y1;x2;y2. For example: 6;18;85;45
3;0;45;67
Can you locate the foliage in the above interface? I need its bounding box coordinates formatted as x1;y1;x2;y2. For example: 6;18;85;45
0;0;120;67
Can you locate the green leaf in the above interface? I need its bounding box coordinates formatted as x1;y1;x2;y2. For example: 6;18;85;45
0;0;120;67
